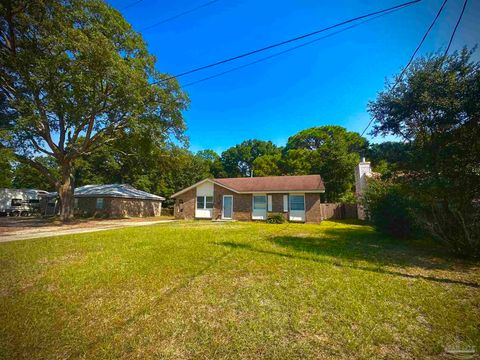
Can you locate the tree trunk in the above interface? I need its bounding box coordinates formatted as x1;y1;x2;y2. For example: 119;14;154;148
58;165;74;221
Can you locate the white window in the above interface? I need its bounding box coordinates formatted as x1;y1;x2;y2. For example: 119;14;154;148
205;196;214;209
289;195;305;211
96;198;104;210
196;196;214;209
253;195;267;210
267;195;272;212
283;195;288;212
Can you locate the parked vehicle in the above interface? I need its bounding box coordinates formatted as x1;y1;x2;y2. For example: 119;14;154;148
0;189;49;217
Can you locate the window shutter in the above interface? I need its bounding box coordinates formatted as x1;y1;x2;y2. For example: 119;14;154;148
267;195;272;212
283;195;288;212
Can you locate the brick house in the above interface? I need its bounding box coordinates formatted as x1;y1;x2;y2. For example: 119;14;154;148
42;184;164;218
171;175;325;223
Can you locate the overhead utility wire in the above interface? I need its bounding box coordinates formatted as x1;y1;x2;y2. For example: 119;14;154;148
360;0;449;137
182;7;406;88
120;0;144;11
444;0;468;56
152;0;422;84
142;0;220;31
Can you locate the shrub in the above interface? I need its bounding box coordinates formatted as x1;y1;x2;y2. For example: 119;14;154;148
422;202;480;259
363;178;420;239
266;213;285;224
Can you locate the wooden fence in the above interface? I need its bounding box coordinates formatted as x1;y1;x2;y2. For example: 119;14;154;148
320;203;358;220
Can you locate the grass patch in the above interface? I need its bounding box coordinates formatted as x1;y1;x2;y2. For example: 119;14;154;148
0;221;479;359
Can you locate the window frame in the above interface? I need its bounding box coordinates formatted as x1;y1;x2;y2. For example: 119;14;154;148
196;195;214;210
253;195;267;210
95;198;105;210
196;196;205;209
289;194;305;211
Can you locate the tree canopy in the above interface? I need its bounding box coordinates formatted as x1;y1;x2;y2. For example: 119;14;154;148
368;48;480;257
0;0;188;219
369;48;480;205
284;125;367;201
220;139;280;177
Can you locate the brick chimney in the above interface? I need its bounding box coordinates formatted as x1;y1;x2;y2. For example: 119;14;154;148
355;157;372;220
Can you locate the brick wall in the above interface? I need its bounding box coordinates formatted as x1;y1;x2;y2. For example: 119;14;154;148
174;188;196;219
270;193;288;220
73;197;162;218
305;193;322;223
109;199;161;217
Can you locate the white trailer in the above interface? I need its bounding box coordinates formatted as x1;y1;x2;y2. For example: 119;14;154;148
0;189;49;217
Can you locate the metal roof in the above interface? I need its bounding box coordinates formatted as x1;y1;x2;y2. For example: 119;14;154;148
48;184;164;201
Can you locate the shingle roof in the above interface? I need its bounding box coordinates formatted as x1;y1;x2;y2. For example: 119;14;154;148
213;175;325;192
171;175;325;197
73;184;165;201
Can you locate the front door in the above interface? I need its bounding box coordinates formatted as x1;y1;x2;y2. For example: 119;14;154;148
222;195;233;219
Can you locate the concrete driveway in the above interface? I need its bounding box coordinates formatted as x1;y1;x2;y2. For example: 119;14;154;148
0;217;174;243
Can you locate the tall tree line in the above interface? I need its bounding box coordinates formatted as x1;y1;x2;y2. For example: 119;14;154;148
1;123;408;203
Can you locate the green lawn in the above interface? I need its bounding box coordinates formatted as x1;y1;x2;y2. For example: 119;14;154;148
1;221;479;359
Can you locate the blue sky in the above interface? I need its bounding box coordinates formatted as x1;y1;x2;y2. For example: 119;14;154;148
110;0;479;153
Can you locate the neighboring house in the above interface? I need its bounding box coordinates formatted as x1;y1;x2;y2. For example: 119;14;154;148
43;184;164;218
171;175;325;223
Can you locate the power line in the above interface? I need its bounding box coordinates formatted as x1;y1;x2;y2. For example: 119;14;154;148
182;7;407;88
120;0;144;11
142;0;220;31
444;0;468;56
360;0;448;137
153;0;422;84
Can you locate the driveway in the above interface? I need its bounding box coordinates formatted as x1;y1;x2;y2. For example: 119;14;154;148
0;217;174;243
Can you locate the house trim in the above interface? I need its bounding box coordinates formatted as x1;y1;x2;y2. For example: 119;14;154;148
171;179;240;198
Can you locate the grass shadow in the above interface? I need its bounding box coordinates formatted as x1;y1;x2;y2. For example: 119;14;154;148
275;226;460;269
217;241;480;289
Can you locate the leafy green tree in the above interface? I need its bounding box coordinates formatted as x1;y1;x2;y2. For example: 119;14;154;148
74;143;122;186
284;126;367;201
252;153;282;177
0;0;188;220
368;48;480;257
73;130;210;208
279;148;313;175
221;140;280;177
196;149;227;178
363;177;421;239
12;157;58;191
0;149;13;187
367;142;410;173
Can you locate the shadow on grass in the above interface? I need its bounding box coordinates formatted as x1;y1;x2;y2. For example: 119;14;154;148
216;226;480;289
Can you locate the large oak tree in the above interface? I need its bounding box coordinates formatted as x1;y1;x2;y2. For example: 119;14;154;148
283;125;367;201
0;0;188;220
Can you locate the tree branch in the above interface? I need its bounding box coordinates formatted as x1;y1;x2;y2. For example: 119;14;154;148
30;137;55;156
13;153;58;188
